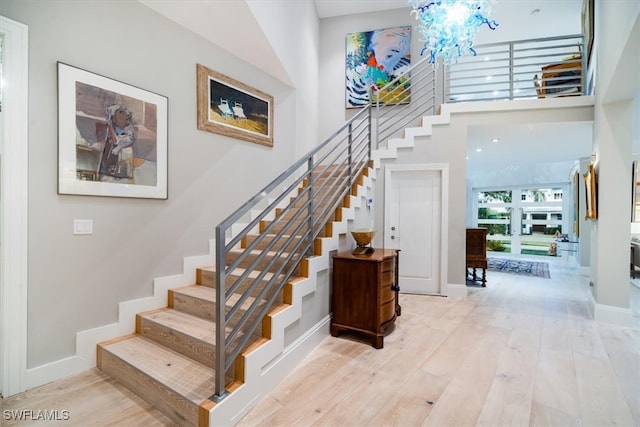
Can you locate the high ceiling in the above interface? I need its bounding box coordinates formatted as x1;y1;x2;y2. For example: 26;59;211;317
313;0;592;173
143;0;593;173
314;0;409;19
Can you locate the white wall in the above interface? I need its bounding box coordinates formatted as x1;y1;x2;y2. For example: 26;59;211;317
246;0;320;157
468;160;577;189
590;1;640;320
0;0;316;370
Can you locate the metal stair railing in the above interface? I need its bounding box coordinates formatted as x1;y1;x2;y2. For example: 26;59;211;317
211;31;590;403
212;53;437;401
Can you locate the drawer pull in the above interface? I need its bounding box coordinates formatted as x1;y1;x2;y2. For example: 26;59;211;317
391;284;400;292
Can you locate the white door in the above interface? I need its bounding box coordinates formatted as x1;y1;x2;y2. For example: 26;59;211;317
384;165;445;295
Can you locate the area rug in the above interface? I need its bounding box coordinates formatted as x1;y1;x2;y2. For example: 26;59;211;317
487;258;550;279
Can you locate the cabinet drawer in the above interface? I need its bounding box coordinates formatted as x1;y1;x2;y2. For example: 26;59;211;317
380;277;395;303
381;257;395;273
379;300;395;323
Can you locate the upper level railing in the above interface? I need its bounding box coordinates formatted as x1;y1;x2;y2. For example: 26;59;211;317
211;32;588;401
444;34;586;102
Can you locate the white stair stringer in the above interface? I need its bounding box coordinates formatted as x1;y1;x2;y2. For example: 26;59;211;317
206;167;375;426
371;110;452;169
372;96;595;168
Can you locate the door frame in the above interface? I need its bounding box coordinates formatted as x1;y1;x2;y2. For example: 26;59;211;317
0;15;29;397
383;163;449;295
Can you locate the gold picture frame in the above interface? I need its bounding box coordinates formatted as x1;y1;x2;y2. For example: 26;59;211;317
632;160;640;222
196;64;274;147
583;164;597;220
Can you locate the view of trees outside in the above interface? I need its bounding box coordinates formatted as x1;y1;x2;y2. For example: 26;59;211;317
476;188;565;256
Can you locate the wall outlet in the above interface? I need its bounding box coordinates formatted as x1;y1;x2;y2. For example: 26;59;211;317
73;219;93;235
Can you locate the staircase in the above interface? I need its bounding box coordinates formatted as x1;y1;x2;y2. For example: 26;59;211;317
97;165;374;426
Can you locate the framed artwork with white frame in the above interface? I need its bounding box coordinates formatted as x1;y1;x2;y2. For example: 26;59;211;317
57;62;168;199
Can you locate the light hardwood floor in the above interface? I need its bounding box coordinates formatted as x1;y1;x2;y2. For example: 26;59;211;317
2;255;639;426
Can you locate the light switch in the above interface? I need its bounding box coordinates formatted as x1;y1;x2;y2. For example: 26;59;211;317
73;219;93;235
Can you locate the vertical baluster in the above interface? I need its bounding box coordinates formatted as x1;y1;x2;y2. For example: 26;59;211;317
307;158;314;257
509;42;514;99
213;225;227;402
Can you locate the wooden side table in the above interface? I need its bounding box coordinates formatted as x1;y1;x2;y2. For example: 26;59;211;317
331;249;400;349
466;228;488;287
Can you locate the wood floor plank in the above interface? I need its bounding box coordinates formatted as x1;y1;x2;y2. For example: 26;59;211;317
235;394;283;427
532;347;581;419
597;324;640;425
420;308;498;379
311;369;403;426
420;327;510;426
475;325;540;426
574;351;636;426
366;370;448;427
0;369;174;426
529;401;582;427
3;256;638;426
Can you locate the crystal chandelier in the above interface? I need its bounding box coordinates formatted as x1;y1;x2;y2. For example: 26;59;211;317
409;0;498;63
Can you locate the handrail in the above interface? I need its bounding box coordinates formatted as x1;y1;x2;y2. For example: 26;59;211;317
211;51;437;401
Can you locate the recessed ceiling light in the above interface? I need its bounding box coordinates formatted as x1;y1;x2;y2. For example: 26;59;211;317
531;8;540;15
476;148;482;152
491;138;500;143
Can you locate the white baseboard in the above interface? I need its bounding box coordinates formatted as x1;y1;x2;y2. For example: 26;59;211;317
445;283;467;298
590;298;633;327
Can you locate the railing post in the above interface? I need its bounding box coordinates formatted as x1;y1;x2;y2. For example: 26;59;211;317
307;158;314;257
375;96;381;150
582;34;588;95
441;60;447;104
212;225;228;402
348;122;353;186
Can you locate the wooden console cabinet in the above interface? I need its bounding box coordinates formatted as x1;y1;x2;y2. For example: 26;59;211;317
466;227;488;287
331;249;400;349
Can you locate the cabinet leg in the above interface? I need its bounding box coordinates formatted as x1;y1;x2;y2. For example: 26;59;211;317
330;324;339;337
373;335;384;349
482;268;487;287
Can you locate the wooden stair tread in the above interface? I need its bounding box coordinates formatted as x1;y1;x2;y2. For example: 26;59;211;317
169;287;263;317
172;283;214;301
198;266;287;282
140;309;217;342
102;335;214;403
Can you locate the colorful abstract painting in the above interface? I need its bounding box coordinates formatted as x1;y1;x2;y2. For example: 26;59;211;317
345;25;411;108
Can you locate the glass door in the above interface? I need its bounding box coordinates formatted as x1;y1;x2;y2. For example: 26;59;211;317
477;190;514;253
519;187;564;256
475;186;568;256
